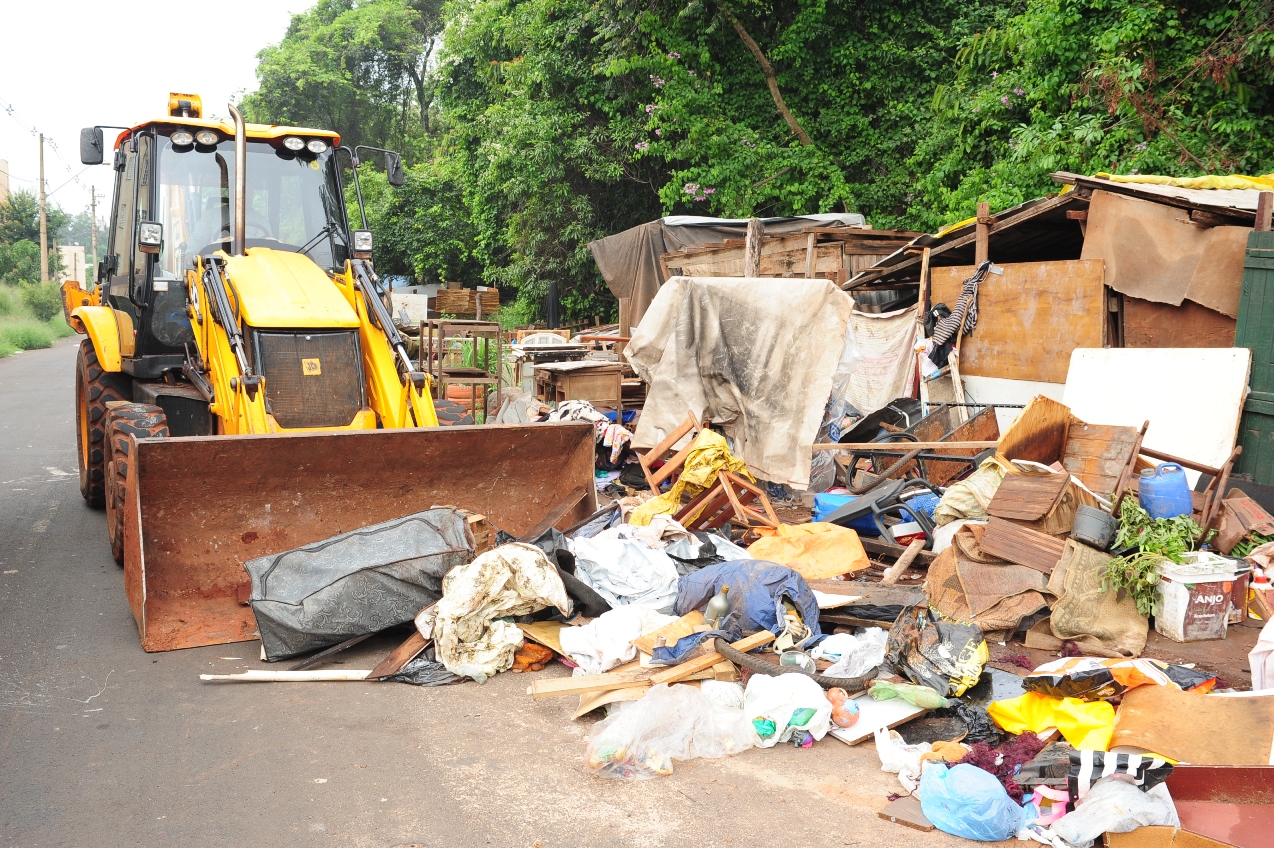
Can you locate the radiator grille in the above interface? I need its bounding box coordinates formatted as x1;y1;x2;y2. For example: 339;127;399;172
256;331;363;429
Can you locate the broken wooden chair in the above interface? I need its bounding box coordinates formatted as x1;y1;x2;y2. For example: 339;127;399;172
638;411;701;491
1127;445;1243;537
674;470;779;541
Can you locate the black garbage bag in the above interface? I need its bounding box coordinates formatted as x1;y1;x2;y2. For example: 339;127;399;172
883;604;986;696
385;645;465;687
245;508;474;662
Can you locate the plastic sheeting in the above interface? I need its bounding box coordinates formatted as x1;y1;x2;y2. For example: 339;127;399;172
570;531;681;613
245;508;473;662
988;692;1115;751
418;543;573;682
625;276;856;489
675;561;822;648
747;522;871;580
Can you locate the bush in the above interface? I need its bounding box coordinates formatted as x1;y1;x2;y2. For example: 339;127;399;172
21;281;62;322
0;288;14;316
1;321;58;352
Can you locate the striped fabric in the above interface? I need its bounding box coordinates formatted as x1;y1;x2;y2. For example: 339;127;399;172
1068;749;1173;804
929;260;992;347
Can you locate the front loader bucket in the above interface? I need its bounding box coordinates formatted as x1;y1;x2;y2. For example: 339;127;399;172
122;422;598;652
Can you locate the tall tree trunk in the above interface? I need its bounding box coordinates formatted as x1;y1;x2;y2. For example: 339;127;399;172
720;8;812;147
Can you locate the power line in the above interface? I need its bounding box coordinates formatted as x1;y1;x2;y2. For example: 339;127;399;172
0;92;103;199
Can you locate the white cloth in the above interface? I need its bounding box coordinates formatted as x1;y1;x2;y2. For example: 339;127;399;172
625;276;855;488
570;533;681;613
417;543;572;682
845;307;920;415
1251;616;1274;691
815;628;889;679
743;672;833;748
558;606;679;675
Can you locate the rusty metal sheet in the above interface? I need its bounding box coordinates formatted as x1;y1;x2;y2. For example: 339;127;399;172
1167;765;1274;848
123;422;598;652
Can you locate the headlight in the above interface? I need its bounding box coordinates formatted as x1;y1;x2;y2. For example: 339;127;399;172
194;130;219;146
307;139;328;154
171;130;194;147
282;136;305;151
138;221;163;254
353;230;374;252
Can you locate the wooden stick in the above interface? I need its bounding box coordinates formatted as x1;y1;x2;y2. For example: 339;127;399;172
368;630;431;679
881;539;926;585
812;440;997;452
200;670;373;683
649;630;775;686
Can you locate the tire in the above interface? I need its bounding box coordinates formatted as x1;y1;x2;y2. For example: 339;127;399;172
104;404;168;565
76;340;131;508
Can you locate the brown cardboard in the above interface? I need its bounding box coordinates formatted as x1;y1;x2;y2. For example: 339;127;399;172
1216;488;1274;555
1106;826;1239;848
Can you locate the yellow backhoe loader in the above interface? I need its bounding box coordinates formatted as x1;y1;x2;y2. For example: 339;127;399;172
63;94;596;651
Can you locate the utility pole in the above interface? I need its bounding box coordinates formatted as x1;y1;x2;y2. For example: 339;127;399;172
38;133;48;282
89;186;98;275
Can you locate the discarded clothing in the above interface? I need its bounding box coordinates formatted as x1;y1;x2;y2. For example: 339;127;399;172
675;560;823;649
747;522;871;581
1068;750;1173;804
516;527;613;618
570;531;681;613
245;508;474;661
559;606;679;675
629;429;753;526
934;455;1011;526
987;692;1115;751
547;399;634;466
418;543;573;682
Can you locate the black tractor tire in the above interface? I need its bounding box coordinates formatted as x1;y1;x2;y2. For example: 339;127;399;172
104;404;169;565
76;340;132;508
433;397;474;426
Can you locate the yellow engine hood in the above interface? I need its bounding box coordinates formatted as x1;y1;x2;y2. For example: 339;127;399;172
222;248;359;329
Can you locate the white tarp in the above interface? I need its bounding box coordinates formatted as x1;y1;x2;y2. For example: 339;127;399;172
625;276;855;489
845;307;919;414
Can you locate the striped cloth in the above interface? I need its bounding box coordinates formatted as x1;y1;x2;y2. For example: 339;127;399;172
1068;749;1173;804
929;260;992;347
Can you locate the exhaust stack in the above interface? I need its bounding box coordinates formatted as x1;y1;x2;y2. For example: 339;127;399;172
229;103;247;255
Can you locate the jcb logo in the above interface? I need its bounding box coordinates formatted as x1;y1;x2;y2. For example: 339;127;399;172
301;358;322;376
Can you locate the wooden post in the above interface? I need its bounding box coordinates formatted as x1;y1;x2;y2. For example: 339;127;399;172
804;232;816;278
1258;192;1273;232
975;201;991;265
744;218;764;277
618;297;631;339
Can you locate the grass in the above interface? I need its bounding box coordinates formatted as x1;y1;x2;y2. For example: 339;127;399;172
0;315;75;359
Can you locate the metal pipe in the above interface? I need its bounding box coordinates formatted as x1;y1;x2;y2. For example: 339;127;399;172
229;103;247;255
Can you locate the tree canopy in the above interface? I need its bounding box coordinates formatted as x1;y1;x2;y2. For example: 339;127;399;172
243;0;1274;321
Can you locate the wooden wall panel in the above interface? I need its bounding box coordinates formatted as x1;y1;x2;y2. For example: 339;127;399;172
1123;296;1236;348
930;259;1106;383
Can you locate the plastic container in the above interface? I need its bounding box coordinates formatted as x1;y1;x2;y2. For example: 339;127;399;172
1138;463;1193;520
1071;504;1118;550
1155;551;1238;642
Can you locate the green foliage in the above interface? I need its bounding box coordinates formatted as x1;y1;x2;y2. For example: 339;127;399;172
21;281;63;322
1100;499;1205;617
0;317;74;359
0;239;42;284
0;189;69;246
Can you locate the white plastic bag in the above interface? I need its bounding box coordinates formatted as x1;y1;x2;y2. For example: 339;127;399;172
744;672;833;748
570;534;681;612
874;727;932;792
1049;778;1179;848
820;628;888;679
584;683;754;780
558;606;679;675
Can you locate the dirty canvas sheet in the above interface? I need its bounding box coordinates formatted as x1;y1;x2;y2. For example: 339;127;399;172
846;307;919;414
625;276;854;489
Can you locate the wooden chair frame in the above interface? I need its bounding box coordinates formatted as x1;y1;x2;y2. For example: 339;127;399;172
639;412;700;491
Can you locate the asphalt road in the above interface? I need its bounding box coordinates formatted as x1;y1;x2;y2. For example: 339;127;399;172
0;339;976;848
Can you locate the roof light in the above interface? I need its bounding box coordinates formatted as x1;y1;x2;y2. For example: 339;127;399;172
282;136;305;151
171;130;194;147
306;139;328;154
195;130;219;146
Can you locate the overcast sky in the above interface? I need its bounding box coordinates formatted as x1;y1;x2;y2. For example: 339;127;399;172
0;0;301;232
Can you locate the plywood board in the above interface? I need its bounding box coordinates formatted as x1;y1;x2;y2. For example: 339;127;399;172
828;694;929;745
1111;686;1274;765
930;260;1106;383
1124;297;1237;348
518;621;568;656
631;611;705;655
1063;348;1252;485
988;472;1069;521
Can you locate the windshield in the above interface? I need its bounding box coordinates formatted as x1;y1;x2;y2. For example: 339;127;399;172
156;136;349;277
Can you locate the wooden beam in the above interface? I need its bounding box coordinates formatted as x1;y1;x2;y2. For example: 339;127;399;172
744;218;764;277
881;539;926;585
1258;192;1273;232
804;232;816;278
974;201;991;265
648;630;774;686
812;440;997;452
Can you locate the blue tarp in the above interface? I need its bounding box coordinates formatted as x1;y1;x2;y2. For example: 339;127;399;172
673;560;822;650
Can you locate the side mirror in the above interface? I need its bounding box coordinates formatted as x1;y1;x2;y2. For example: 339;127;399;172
138;221;163;255
80;127;105;165
386;152;405;187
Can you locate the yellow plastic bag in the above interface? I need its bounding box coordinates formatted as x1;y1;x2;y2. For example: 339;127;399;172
630;430;752;526
987;692;1114;751
748;522;870;580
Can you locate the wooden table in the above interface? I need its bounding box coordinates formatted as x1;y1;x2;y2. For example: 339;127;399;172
534;361;624;414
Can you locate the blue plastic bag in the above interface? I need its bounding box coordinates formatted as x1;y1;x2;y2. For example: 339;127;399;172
918;763;1025;842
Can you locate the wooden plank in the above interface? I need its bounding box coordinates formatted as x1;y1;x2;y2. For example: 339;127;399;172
530;667;661;699
806;580;924;606
811;440;997;451
1062;422;1141;497
881;540;925;585
998;395;1073;467
631;611;705;655
648;630;774;686
1123;297;1236;348
930;260;1106;383
987;472;1069;521
978;516;1066;574
878;797;935;832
